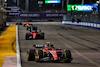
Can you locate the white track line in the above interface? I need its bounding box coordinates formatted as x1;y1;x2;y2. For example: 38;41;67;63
16;25;22;67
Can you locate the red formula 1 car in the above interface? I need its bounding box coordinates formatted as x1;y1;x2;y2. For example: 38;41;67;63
27;42;73;63
25;30;44;40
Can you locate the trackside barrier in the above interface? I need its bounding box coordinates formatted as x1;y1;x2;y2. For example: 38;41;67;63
62;21;100;30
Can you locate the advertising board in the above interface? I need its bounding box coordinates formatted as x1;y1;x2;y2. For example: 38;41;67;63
20;13;66;17
45;0;61;4
67;4;98;11
8;12;20;15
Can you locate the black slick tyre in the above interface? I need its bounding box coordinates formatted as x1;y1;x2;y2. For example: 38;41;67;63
40;33;44;39
33;26;37;30
36;50;44;62
27;49;35;61
24;24;26;27
16;23;18;25
29;27;32;32
64;50;72;63
20;23;22;25
38;50;43;59
27;27;30;31
25;33;29;40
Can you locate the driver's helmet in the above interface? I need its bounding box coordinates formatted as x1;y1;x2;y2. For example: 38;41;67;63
45;42;54;48
46;42;50;47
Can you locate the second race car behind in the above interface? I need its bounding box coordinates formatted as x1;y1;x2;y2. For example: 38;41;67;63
25;30;44;40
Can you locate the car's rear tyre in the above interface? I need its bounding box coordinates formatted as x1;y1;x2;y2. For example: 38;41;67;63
16;23;18;25
29;27;32;32
27;27;28;30
24;24;26;27
27;49;35;61
40;33;44;39
64;50;73;63
38;50;44;59
20;23;22;25
35;50;44;62
33;26;37;30
25;33;29;40
27;27;30;31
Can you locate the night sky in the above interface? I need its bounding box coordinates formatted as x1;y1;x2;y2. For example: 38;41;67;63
13;0;16;3
69;0;96;4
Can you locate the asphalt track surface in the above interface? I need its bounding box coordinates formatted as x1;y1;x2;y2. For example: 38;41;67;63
18;23;100;67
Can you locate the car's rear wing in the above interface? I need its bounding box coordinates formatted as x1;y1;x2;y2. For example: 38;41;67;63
33;45;44;48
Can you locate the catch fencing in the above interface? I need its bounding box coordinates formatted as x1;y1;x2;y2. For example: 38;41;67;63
62;11;100;29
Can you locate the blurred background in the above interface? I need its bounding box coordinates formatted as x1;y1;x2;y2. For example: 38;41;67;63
0;0;100;23
0;0;98;12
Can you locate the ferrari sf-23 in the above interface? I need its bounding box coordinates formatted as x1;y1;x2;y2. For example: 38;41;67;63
27;42;73;63
25;30;44;40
